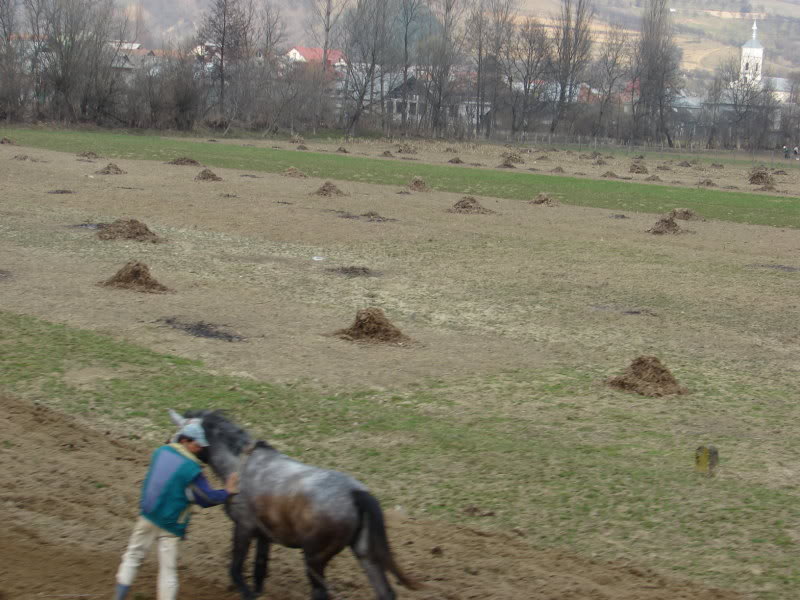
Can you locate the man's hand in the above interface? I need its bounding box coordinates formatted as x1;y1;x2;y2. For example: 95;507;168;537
225;472;240;494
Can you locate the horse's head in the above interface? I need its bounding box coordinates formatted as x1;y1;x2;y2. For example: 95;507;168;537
169;409;252;477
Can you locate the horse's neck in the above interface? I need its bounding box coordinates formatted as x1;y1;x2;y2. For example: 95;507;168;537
211;447;241;480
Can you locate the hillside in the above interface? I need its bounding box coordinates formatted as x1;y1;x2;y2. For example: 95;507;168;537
133;0;800;74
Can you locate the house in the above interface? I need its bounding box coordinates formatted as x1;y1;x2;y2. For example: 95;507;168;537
285;46;346;71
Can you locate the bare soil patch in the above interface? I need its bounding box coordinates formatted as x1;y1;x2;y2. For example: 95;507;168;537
96;163;126;175
314;181;346;196
607;355;688;397
157;316;244;341
97;218;162;243
195;168;222;182
167;157;201;166
326;266;378;277
448;196;495;214
99;261;170;293
335;307;411;344
647;216;683;234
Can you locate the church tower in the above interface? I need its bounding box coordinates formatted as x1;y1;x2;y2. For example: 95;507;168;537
740;20;763;84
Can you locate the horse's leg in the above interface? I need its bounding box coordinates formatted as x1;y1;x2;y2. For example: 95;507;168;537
230;522;255;600
252;534;271;596
302;549;333;600
350;544;396;600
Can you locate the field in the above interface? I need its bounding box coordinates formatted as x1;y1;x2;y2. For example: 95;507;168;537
1;129;800;600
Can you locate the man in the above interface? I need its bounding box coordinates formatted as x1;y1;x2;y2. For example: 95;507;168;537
113;420;238;600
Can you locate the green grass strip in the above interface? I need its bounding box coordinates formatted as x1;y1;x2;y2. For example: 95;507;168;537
4;127;800;228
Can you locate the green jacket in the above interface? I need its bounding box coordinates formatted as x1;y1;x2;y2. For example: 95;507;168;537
139;443;203;538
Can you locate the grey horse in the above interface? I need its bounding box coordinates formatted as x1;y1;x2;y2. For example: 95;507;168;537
169;409;422;600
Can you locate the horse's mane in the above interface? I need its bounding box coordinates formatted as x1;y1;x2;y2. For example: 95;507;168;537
185;409;253;455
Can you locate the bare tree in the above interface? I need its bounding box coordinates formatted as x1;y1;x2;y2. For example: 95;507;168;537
199;0;256;124
591;23;630;137
714;56;764;149
306;0;349;131
504;16;551;134
703;70;725;148
23;0;127;122
398;0;422;132
549;0;593;133
632;0;681;145
484;0;515;137
0;0;24;120
339;0;389;135
466;1;488;135
418;0;468;136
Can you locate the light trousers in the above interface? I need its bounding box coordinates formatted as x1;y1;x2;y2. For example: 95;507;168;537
116;516;181;600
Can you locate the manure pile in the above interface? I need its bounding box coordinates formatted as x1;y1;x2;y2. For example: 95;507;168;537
195;168;222;181
314;181;346;196
97;219;161;243
335;307;410;344
607;356;687;397
167;157;200;166
96;163;126;175
647;216;682;234
448;196;495;214
99;261;169;293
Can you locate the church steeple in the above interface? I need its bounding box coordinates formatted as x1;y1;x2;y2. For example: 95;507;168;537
741;19;764;83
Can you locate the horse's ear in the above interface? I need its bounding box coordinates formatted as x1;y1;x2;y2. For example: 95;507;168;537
168;409;187;427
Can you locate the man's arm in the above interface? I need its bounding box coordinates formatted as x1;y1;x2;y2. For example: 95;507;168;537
187;473;230;508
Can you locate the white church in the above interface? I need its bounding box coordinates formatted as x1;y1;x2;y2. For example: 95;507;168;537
739;20;792;102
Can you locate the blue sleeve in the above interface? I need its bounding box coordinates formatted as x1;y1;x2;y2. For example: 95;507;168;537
189;473;229;508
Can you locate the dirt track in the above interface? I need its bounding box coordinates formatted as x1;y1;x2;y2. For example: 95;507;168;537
0;394;742;600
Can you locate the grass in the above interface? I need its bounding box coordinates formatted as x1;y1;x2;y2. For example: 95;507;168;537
4;126;800;228
2;310;800;598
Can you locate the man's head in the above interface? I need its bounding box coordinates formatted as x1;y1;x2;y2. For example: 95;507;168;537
177;420;209;455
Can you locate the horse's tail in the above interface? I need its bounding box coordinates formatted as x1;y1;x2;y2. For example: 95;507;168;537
352;490;425;591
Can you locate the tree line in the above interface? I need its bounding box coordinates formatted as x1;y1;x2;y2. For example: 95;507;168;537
0;0;788;148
